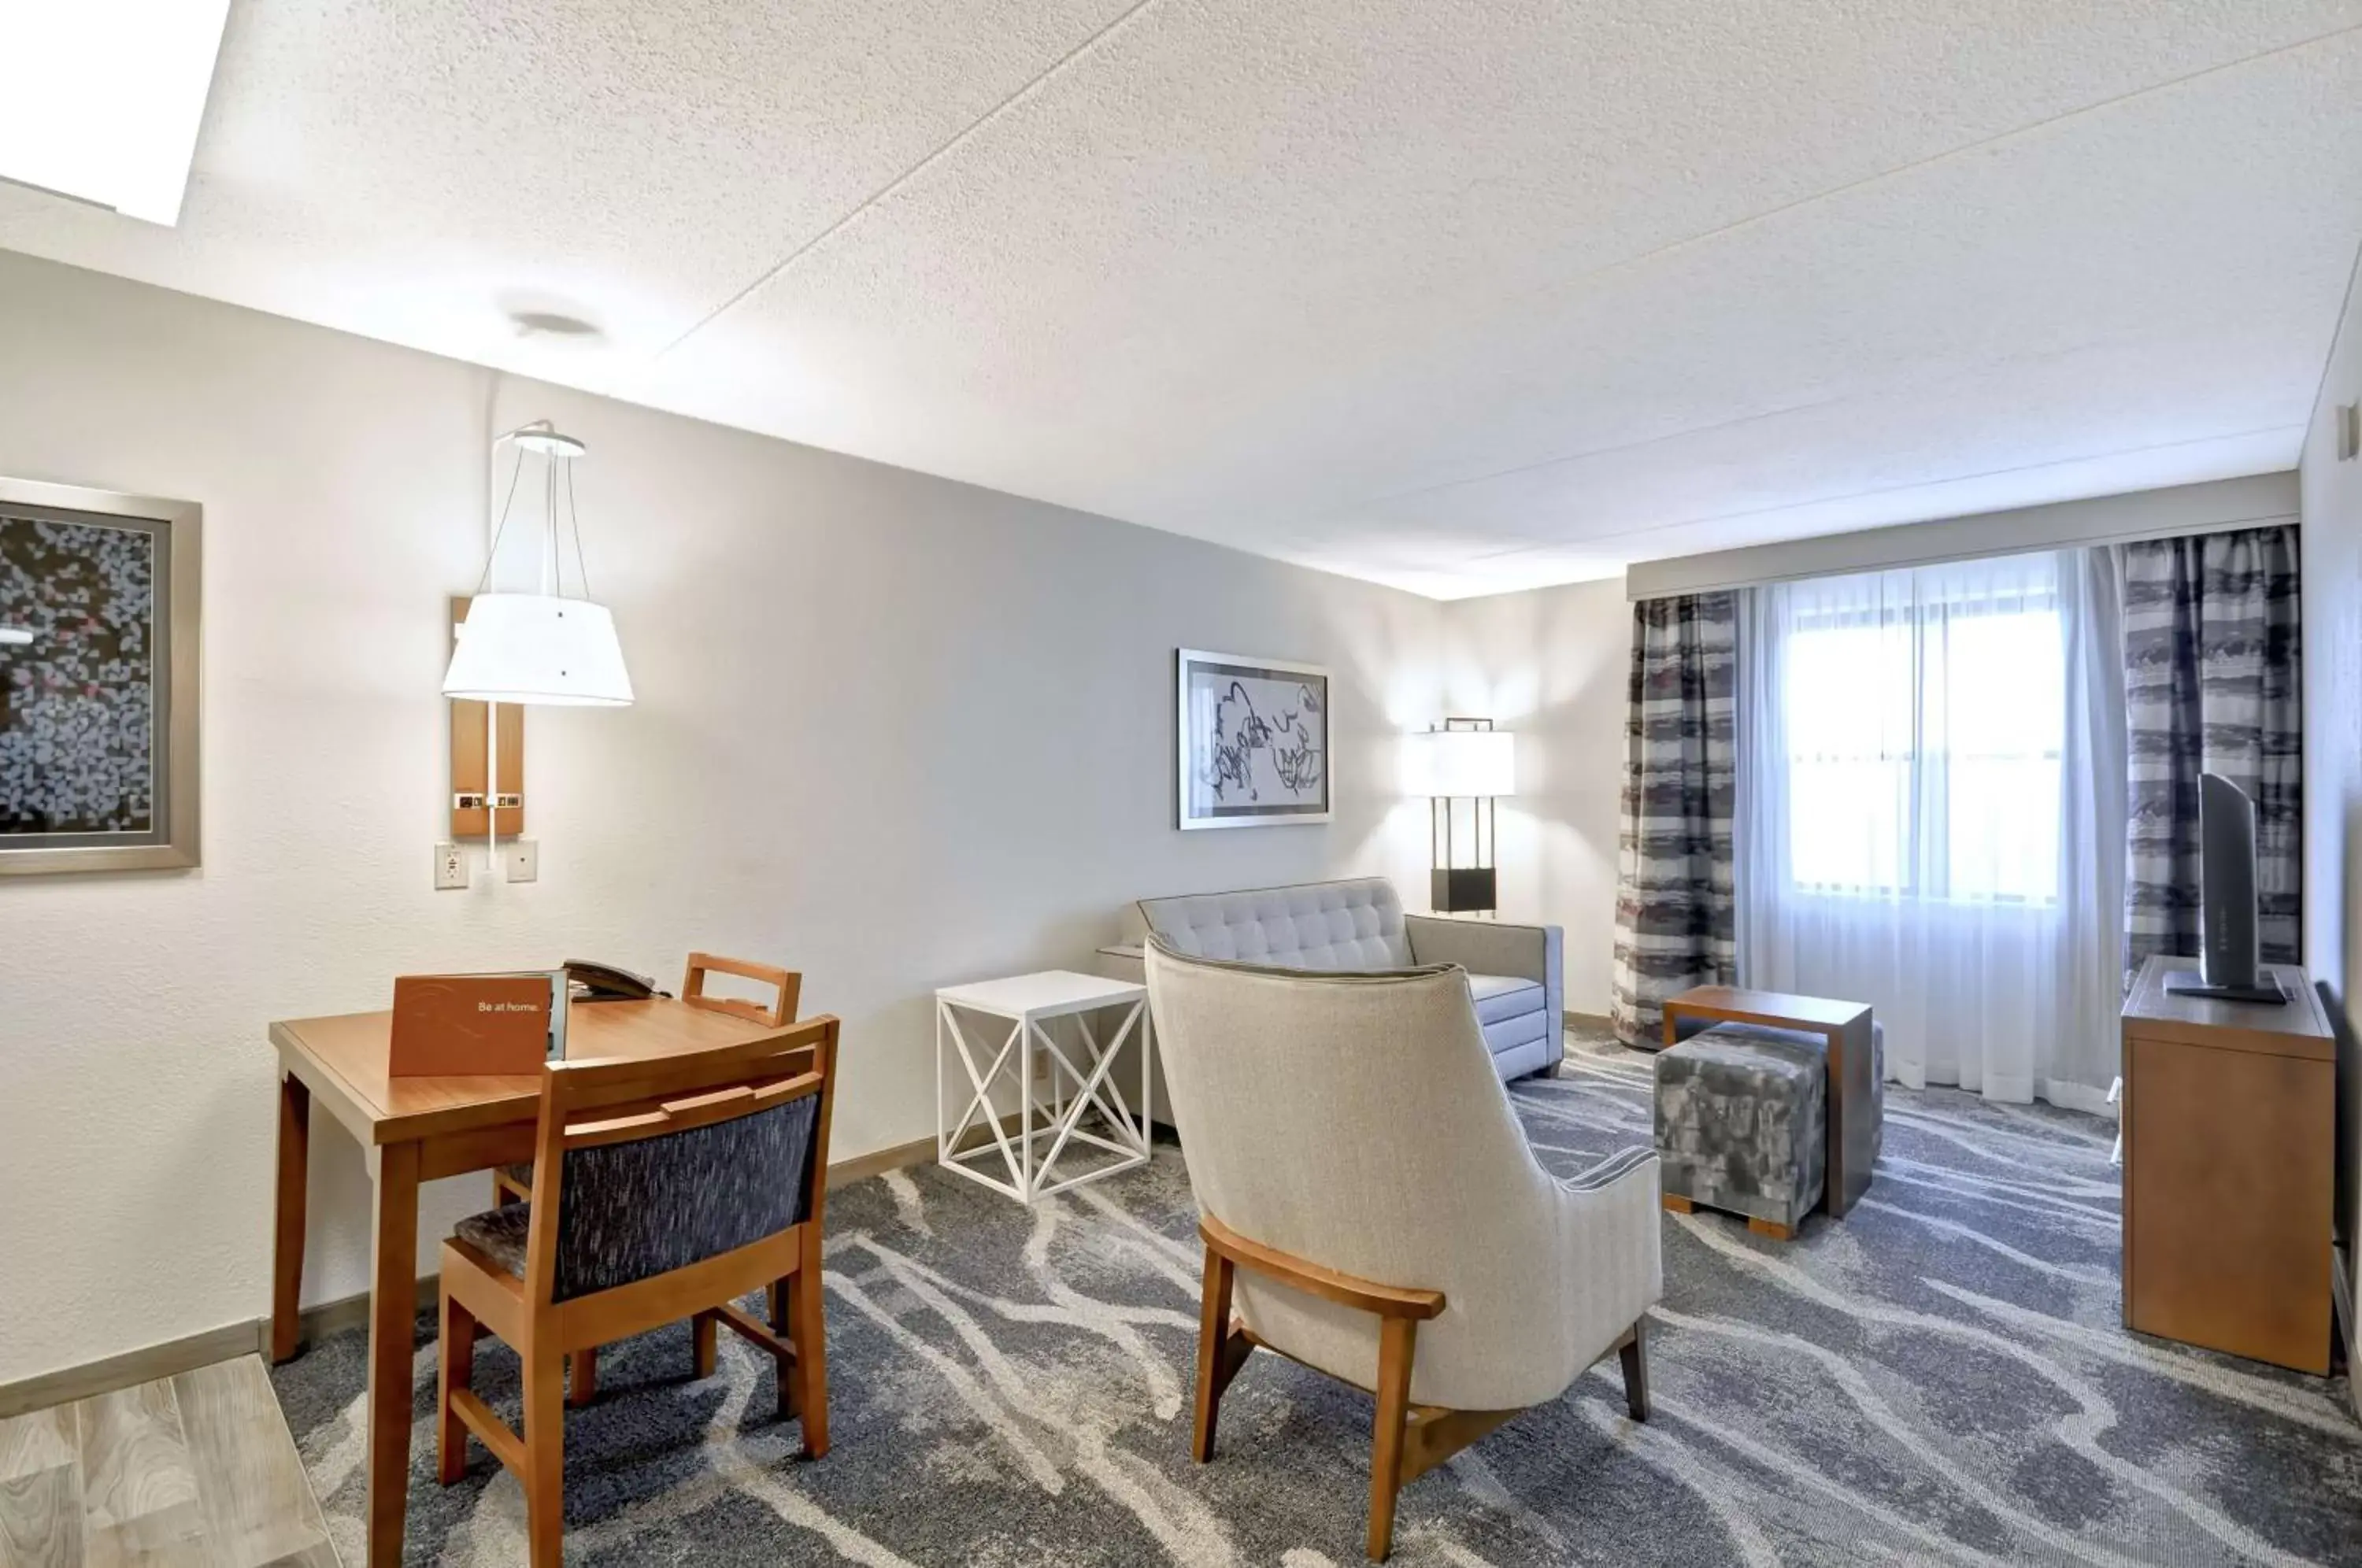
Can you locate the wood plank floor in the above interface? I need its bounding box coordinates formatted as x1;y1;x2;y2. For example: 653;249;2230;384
0;1359;334;1568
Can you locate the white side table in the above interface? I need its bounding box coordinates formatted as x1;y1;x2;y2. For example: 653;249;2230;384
935;970;1155;1203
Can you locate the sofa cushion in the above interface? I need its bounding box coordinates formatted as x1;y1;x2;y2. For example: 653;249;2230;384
1479;1008;1553;1056
1468;973;1546;1026
1137;878;1412;971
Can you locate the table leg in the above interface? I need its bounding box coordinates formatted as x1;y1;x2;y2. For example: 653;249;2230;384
366;1140;421;1568
271;1073;311;1363
1824;1015;1876;1219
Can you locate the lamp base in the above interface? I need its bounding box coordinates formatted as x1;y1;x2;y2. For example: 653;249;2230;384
1430;866;1498;915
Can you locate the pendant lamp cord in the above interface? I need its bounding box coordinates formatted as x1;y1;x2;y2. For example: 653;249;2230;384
566;457;591;597
475;445;528;594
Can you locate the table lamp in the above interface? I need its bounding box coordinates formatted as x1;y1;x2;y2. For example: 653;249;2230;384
1403;720;1515;914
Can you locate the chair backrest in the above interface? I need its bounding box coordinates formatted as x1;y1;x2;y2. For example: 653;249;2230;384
520;1015;838;1304
1133;878;1412;971
1144;938;1564;1406
683;952;801;1028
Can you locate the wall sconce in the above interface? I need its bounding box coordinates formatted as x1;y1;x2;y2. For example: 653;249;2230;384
1403;719;1516;914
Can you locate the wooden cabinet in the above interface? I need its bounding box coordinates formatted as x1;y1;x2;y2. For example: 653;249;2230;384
2121;954;2334;1374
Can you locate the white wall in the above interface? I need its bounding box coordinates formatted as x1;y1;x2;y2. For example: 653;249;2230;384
0;252;1442;1385
2298;245;2362;1354
1438;577;1628;1016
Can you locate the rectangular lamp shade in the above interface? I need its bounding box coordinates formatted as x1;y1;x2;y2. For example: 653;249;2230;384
1402;728;1515;797
442;594;634;707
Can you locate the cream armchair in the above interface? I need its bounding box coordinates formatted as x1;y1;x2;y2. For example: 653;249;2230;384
1145;939;1662;1562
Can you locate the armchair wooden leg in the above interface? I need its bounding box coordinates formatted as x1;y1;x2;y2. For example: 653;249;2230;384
788;1249;831;1458
1367;1317;1417;1562
436;1289;476;1485
1619;1318;1649;1422
568;1348;598;1407
523;1348;568;1568
692;1311;719;1380
1191;1245;1244;1463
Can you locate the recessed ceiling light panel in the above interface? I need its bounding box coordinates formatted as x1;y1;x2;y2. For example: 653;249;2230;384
0;1;231;225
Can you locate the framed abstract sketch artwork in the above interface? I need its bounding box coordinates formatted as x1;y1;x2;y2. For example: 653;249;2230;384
1175;648;1331;830
0;476;202;875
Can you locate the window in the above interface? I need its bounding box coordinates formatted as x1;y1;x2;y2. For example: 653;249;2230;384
1779;557;2065;904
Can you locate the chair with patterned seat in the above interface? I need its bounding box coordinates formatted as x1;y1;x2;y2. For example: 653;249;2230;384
491;952;802;1405
438;1015;838;1568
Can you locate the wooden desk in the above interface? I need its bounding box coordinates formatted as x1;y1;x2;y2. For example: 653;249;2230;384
1660;985;1877;1219
270;998;779;1568
2121;955;2334;1373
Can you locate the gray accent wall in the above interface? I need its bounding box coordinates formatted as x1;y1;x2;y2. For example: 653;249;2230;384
0;250;1444;1387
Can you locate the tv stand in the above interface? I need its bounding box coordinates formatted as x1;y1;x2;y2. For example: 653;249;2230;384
2121;955;2332;1373
2161;969;2289;1006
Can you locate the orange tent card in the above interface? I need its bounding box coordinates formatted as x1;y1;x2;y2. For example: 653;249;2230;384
390;971;566;1077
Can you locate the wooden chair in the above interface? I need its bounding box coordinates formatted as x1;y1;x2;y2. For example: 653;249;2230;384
681;951;801;1028
439;1016;839;1567
491;952;802;1405
1146;940;1661;1562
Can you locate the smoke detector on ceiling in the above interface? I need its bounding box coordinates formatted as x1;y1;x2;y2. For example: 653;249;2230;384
508;310;603;342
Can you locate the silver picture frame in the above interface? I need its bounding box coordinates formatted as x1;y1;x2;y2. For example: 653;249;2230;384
1175;647;1332;830
0;475;202;875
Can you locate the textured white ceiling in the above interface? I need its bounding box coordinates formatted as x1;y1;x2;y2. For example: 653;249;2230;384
4;2;2360;597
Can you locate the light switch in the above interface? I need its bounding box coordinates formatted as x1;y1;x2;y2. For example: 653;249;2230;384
434;842;468;891
505;838;539;883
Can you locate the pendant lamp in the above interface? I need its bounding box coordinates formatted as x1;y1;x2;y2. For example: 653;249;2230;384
442;423;633;707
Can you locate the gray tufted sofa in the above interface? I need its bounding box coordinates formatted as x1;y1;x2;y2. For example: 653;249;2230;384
1124;877;1564;1080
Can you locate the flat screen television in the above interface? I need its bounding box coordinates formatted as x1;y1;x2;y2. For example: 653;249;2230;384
2163;772;2286;1004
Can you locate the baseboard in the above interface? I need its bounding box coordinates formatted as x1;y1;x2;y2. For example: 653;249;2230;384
0;1318;261;1420
827;1133;937;1189
0;1134;944;1421
2334;1242;2360;1424
1564;1011;1615;1034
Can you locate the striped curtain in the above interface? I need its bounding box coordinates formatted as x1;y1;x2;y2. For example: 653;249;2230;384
2119;525;2301;983
1611;592;1739;1047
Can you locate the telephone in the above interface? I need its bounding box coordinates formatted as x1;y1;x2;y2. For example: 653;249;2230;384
563;960;664;1002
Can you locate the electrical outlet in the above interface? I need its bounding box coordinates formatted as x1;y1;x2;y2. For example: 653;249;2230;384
433;842;468;891
505;838;539;884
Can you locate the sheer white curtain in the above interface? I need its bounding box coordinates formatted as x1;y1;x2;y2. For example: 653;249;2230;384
1736;549;2123;1110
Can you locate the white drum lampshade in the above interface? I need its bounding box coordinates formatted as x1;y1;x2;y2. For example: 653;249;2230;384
442;593;633;707
1402;727;1516;797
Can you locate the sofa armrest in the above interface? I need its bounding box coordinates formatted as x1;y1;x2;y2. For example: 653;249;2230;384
1405;914;1559;989
1405;915;1563;1070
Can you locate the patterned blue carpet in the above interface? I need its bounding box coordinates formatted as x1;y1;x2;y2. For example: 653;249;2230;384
270;1032;2362;1565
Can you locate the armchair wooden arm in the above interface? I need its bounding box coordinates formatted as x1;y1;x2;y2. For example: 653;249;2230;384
1198;1214;1445;1320
1191;1210;1646;1562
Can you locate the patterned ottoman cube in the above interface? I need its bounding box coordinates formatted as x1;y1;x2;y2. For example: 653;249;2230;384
1655;1023;1828;1238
